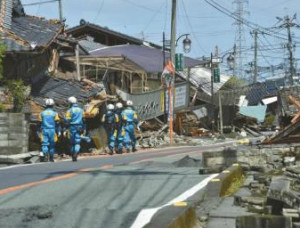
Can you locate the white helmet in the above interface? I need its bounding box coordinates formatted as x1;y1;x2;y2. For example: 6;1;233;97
45;98;54;106
116;102;123;109
126;100;133;106
107;104;114;111
68;96;77;104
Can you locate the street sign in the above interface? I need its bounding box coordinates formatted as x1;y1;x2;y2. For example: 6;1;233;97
213;68;220;83
175;53;184;71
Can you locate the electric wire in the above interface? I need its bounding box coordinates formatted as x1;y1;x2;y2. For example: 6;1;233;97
23;0;58;7
93;0;105;23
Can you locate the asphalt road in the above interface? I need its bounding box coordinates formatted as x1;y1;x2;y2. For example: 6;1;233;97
0;143;232;228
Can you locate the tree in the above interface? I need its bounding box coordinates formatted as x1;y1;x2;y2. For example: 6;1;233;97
5;79;27;112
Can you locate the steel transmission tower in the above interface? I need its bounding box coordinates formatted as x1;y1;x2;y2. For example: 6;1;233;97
233;0;249;80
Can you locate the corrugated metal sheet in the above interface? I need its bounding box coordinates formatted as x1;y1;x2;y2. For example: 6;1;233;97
116;82;188;120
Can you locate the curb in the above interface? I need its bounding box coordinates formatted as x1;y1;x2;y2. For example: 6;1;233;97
206;164;243;197
144;203;200;228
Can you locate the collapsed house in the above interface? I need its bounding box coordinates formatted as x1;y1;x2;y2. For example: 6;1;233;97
265;85;300;144
0;0;64;82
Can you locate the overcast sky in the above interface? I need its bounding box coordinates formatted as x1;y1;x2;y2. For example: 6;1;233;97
23;0;300;79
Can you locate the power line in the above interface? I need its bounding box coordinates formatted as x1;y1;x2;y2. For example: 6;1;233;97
180;0;208;54
204;0;300;42
93;0;105;23
23;0;58;6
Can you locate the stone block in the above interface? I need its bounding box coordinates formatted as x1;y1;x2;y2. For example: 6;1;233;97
0;140;8;147
8;133;28;140
0;147;27;155
0;134;8;140
236;215;292;228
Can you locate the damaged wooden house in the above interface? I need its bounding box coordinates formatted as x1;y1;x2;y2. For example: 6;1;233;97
265;85;300;144
61;21;205;122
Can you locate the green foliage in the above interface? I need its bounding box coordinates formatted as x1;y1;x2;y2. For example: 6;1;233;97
264;114;275;127
5;79;27;112
0;102;5;112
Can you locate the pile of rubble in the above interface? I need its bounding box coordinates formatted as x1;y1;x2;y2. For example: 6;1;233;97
197;145;300;228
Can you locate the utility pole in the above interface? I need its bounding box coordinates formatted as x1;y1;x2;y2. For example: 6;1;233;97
58;0;63;22
287;17;295;85
210;52;214;132
253;30;258;83
285;16;295;85
277;14;299;85
162;32;167;124
211;46;219;133
169;0;177;144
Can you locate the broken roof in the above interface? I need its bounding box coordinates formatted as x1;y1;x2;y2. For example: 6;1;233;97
0;0;63;51
88;44;203;73
278;86;300;117
180;67;230;96
66;21;161;49
30;76;103;113
221;77;285;106
79;39;106;53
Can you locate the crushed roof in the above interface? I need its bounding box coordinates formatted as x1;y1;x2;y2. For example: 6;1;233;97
11;16;61;47
0;1;63;51
30;76;103;113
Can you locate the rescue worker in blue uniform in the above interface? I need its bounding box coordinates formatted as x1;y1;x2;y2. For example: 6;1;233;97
65;96;85;162
102;104;119;155
122;100;138;153
115;102;125;154
38;98;61;162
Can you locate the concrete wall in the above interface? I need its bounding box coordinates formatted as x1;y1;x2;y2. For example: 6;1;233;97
0;113;28;155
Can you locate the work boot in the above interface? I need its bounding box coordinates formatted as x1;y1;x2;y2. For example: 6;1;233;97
126;148;130;153
49;155;54;162
132;148;137;153
43;153;49;162
72;153;78;162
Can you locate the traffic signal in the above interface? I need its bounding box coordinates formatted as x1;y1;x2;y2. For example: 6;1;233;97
213;68;220;83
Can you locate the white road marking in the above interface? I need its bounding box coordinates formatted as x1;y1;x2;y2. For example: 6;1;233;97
130;173;219;228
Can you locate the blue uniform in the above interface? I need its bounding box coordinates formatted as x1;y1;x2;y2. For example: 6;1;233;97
66;104;85;155
122;107;138;152
39;108;60;156
115;108;125;153
103;111;119;152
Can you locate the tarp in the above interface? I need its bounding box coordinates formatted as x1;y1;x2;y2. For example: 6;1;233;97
239;105;267;122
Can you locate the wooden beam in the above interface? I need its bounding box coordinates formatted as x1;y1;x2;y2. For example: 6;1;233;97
288;95;300;109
